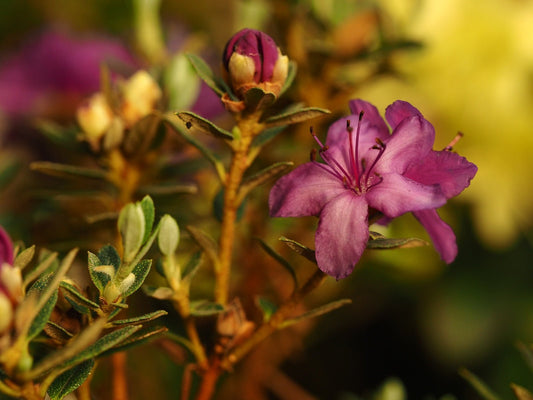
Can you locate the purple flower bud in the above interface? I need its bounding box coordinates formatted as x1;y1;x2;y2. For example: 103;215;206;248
223;29;288;98
0;226;13;268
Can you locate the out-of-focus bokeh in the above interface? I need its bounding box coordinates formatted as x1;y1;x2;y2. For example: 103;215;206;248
0;0;532;399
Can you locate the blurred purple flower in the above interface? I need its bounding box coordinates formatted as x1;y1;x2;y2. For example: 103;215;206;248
0;226;13;269
0;30;137;117
269;100;477;279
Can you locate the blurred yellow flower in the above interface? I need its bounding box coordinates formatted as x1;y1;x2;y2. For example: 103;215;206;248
359;0;533;247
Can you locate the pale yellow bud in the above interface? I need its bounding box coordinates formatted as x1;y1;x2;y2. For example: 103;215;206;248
0;263;23;302
121;70;162;126
0;292;13;334
76;93;113;150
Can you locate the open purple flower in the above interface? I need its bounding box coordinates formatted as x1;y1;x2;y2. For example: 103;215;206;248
269;100;477;279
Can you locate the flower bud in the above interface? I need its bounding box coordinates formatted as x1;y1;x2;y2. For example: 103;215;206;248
120;70;162;127
76;93;114;150
0;292;13;334
223;29;288;98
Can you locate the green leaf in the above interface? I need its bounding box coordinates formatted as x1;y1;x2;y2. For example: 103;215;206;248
27;273;59;340
110;310;168;326
177;111;234;140
100;325;168;356
256;238;297;289
34;119;81;150
516;341;533;374
459;368;501;400
140;195;155;244
14;245;35;270
189;300;225;316
251;125;286;148
279;60;297;96
186;225;220;272
366;237;427;250
30;161;107;180
88;251;107;293
279;236;317;264
164;114;226;182
45;321;75;341
60;281;100;311
0;157;20;191
238;162;293;204
243;87;276;110
185;53;227;97
139;183;198;196
182;251;203;280
62;325;141;370
511;384;533;400
122;259;152;297
280;299;352;329
98;245;121;271
142;285;174;300
255;297;277;322
47;359;94;400
262;107;330;127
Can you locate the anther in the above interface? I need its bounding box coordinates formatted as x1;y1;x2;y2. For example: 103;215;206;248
310;148;317;161
444;132;464;151
346;119;353;133
358;111;364;121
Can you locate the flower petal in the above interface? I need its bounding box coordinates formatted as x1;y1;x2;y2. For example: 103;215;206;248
405;150;478;198
376;116;435;173
269;162;346;217
349;99;390;138
385;100;423;130
366;173;446;218
0;226;13;267
315;192;369;279
413;209;457;263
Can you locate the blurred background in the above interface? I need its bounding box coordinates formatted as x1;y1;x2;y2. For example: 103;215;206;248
0;0;532;399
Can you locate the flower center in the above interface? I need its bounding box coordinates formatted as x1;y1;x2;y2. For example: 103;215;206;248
311;111;386;194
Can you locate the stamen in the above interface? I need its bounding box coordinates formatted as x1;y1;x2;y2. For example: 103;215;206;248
310;126;325;149
347;118;357;180
366;173;384;190
365;138;387;186
310;148;317;162
354;111;364;187
444;131;463;151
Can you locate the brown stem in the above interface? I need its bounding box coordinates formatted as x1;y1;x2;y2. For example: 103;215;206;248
220;268;326;370
194;364;220;400
112;352;128;400
215;115;263;306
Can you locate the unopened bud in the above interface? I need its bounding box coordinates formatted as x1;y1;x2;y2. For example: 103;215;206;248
223;29;288;99
0;264;23;303
121;70;162;126
76;93;113;150
0;292;13;334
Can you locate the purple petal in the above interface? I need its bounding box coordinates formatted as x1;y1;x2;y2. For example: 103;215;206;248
405;150;478;198
413;209;457;263
269;162;346;218
349;99;390;137
0;226;14;267
365;173;446;218
376;116;435;174
385;100;423;130
223;29;279;83
315;192;369;279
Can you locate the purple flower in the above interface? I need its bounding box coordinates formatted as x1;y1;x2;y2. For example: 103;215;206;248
0;226;13;269
222;29;288;98
269;100;477;279
0;30;137;117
